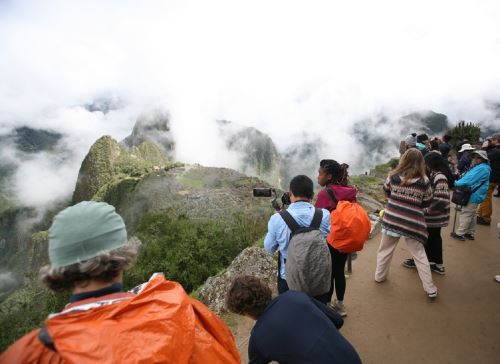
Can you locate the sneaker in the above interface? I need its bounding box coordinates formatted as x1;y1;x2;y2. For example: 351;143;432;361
430;264;445;275
495;275;500;283
450;232;466;241
402;258;416;269
427;290;438;300
476;216;491;226
330;300;347;317
464;233;475;240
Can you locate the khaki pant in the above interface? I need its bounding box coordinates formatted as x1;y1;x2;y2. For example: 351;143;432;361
456;202;479;236
375;233;437;294
477;182;498;223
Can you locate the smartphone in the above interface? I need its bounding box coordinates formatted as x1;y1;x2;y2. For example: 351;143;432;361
253;188;273;197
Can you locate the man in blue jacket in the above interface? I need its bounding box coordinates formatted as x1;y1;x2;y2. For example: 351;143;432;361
451;150;491;241
263;175;330;297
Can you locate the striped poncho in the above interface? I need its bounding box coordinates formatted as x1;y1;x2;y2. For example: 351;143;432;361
381;174;433;243
424;171;450;228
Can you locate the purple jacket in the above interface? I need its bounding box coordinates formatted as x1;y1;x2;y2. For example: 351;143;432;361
315;184;357;212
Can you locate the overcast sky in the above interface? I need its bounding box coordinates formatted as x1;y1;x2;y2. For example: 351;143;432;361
1;0;500;207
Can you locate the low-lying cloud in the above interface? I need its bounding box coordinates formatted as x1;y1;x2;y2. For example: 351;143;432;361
1;0;500;210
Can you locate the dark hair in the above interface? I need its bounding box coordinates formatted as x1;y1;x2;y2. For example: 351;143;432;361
289;175;314;199
417;133;429;143
442;135;451;143
319;159;347;185
226;276;272;319
424;152;454;188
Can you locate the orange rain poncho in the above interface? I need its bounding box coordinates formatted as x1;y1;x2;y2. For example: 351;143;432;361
0;274;240;364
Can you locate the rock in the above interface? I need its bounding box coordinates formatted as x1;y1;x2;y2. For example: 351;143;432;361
368;213;382;239
217;120;281;187
72;135;170;204
121;110;175;158
198;246;277;315
357;194;384;213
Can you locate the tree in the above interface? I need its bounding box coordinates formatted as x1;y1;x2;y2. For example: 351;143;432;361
447;121;481;149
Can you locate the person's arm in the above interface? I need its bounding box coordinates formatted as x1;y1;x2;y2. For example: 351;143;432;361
383;176;391;198
455;168;479;188
319;209;331;237
248;335;269;364
421;180;433;208
310;297;344;329
426;178;450;213
263;216;279;253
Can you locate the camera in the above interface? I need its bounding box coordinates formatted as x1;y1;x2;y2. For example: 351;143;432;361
253;188;290;211
253;188;274;197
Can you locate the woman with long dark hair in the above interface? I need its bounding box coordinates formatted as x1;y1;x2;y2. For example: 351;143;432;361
315;159;357;316
403;152;451;274
375;149;438;299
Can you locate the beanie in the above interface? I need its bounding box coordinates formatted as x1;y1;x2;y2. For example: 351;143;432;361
404;135;417;147
48;201;127;268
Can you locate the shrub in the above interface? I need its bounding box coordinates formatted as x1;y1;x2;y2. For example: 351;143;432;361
124;212;268;292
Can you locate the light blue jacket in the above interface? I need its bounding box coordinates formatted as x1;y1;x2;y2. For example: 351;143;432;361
454;162;491;204
264;202;330;280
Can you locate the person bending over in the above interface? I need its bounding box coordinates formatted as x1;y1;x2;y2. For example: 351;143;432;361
226;276;362;364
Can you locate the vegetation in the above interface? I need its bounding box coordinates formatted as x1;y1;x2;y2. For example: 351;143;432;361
125;211;269;292
0;278;69;351
447;121;481;147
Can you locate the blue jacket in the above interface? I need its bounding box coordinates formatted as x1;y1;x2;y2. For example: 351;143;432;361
455;162;491;204
264;202;330;280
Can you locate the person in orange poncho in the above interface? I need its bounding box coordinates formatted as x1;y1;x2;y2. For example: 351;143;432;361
0;201;239;364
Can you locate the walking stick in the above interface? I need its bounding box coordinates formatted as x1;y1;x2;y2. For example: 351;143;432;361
452;205;459;233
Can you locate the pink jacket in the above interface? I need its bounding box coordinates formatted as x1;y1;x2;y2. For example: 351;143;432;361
315;184;357;212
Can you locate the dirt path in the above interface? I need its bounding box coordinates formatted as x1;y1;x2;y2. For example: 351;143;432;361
230;198;500;363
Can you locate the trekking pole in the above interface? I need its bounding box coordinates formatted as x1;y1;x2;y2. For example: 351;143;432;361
452;205;458;233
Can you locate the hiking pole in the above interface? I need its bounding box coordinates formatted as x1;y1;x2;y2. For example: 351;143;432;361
452;205;458;233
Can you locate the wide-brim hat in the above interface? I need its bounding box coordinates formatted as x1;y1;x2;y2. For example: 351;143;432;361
458;143;475;153
471;149;489;161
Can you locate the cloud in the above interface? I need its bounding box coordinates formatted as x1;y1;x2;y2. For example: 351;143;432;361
0;0;500;207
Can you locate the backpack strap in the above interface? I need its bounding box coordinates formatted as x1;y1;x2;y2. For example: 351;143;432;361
38;326;56;352
325;187;338;204
310;208;323;229
279;210;300;234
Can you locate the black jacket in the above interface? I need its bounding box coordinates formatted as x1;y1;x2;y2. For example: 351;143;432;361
248;291;362;364
488;145;500;182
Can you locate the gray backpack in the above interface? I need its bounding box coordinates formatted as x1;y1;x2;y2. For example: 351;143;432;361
279;209;332;296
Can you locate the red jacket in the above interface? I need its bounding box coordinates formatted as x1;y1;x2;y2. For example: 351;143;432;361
315;184;357;212
0;274;239;364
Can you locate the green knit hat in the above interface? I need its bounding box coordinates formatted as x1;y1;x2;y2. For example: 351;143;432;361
48;201;127;268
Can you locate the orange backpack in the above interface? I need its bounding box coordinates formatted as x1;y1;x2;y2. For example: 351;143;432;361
325;192;371;253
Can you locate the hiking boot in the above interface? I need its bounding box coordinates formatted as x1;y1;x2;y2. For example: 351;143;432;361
427;290;438;300
430;264;445;275
330;300;347;317
450;232;466;241
495;275;500;283
464;233;475;240
402;258;416;269
476;216;491;226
